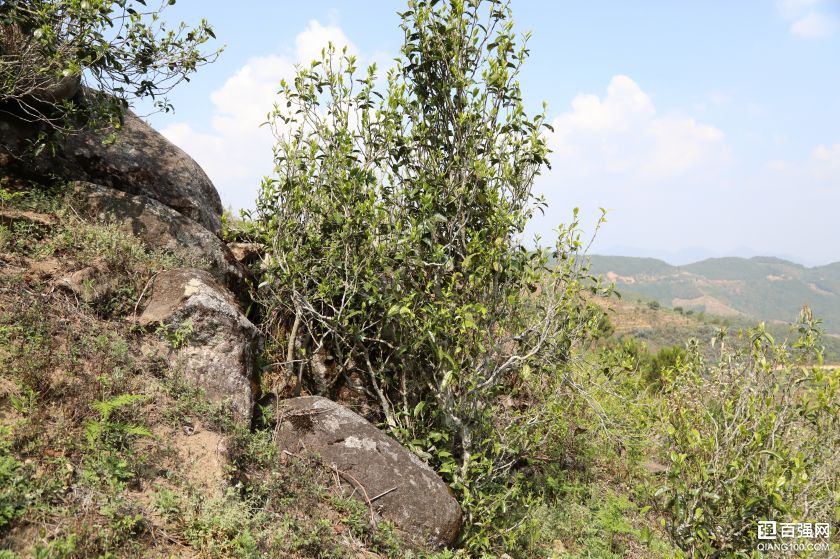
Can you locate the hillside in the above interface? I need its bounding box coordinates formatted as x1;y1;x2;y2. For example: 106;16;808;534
593;294;840;364
4;2;839;556
589;254;840;335
0;184;423;558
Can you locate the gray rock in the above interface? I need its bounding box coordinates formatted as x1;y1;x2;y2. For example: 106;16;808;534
56;264;120;304
227;242;264;268
69;182;247;303
0;208;56;231
0;106;222;234
138;268;261;420
275;396;462;549
30;74;82;104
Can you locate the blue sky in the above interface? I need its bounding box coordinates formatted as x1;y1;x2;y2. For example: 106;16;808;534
143;1;840;265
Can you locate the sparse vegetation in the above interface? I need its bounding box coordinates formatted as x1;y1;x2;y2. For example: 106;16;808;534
0;185;419;558
658;320;839;556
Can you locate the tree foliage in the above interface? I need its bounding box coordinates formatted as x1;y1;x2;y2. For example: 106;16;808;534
0;0;220;132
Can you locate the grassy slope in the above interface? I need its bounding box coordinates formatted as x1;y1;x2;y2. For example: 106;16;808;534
585;256;676;278
589;254;840;335
10;183;835;557
594;293;840;364
0;185;412;559
0;183;690;559
3;186;834;558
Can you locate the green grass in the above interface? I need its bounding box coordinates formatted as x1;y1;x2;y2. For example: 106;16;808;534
526;480;677;558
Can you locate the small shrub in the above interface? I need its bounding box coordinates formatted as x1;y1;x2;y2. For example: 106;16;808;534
657;319;840;555
156;319;195;350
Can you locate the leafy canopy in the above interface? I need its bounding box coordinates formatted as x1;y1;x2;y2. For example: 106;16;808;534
0;0;220;132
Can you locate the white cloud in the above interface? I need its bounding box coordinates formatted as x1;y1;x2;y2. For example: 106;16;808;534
766;143;840;178
764;143;840;182
159;21;357;212
546;75;727;182
778;0;838;38
295;20;356;63
778;0;823;17
812;143;840;161
791;12;836;37
810;143;840;178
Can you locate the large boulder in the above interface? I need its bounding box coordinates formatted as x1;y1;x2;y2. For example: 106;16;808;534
275;396;462;549
69;182;247;303
0;106;222;234
137;268;261;420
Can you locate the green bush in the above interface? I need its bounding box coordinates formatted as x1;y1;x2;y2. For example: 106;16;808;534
252;0;609;551
657;319;840;556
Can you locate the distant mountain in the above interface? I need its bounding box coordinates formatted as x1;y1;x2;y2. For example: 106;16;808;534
589;255;840;335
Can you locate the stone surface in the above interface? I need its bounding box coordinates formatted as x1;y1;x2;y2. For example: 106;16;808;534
227;242;264;268
56;264;120;305
0;208;57;230
275;396;462;549
0;106;222;234
69;182;247;303
138;268;261;420
30;74;82;104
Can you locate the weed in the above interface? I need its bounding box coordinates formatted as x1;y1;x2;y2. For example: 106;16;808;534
84;393;152;448
0;428;29;530
0;224;10;250
156;319;195;350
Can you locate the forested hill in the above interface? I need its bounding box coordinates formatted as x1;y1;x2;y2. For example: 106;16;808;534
589;255;840;334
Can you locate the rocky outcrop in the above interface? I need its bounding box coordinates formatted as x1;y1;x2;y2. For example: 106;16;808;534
69;181;247;303
3;84;468;553
275;396;462;549
0;106;222;234
137;268;261;420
